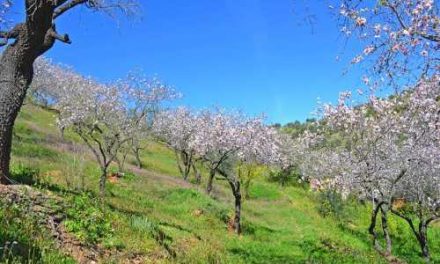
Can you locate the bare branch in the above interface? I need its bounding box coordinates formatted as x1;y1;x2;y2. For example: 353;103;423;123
54;0;139;19
53;0;87;19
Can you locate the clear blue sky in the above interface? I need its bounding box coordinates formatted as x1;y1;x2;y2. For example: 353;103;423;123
11;0;364;124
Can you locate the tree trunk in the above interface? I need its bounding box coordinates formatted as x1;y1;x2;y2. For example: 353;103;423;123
134;148;143;169
99;167;108;198
192;163;201;184
181;151;192;181
115;157;123;173
0;41;34;183
232;181;242;235
0;1;58;183
418;223;430;262
380;205;392;255
183;164;190;181
175;150;185;178
369;202;383;252
206;169;215;195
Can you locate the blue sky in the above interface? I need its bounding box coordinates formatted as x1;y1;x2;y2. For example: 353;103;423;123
11;0;364;124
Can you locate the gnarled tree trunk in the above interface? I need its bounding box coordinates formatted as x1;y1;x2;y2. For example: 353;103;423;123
231;180;242;234
0;50;33;183
0;0;70;183
418;222;430;262
133;147;143;169
368;201;392;254
380;205;392;256
217;169;242;234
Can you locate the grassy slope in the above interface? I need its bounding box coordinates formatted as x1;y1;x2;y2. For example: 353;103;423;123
4;103;440;263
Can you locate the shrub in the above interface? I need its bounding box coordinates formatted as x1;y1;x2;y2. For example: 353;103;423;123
267;166;304;187
64;193;113;244
317;189;346;220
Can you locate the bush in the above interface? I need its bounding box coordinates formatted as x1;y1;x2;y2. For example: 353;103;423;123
267;166;304;187
317;189;346;220
64;193;113;244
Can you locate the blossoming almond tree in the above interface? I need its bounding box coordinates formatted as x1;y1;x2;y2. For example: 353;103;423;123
55;64;176;198
332;0;439;87
153;107;200;182
31;57;80;108
388;77;440;260
57;79;129;198
0;0;138;184
192;110;281;234
117;71;179;171
301;78;440;261
318;93;408;255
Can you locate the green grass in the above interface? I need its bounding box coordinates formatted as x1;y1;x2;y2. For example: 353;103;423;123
0;188;75;264
2;103;439;263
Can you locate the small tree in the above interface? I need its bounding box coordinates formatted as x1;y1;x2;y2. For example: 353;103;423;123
192;110;281;234
153;107;199;181
388;77;440;261
301;78;440;261
117;71;179;171
57;79;130;197
56;65;175;198
317;91;409;255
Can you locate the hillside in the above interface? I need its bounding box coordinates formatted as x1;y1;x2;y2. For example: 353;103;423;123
1;103;439;263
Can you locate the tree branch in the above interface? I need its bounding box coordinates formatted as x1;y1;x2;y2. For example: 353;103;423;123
53;0;88;19
48;28;71;44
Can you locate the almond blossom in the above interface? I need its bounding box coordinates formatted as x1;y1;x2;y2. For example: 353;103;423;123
300;76;440;260
333;0;440;87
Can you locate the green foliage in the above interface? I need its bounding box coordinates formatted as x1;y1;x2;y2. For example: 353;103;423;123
280;119;318;138
6;104;440;263
0;197;75;263
64;193;112;244
267;167;305;187
317;190;346;220
121;171;137;182
10;164;40;185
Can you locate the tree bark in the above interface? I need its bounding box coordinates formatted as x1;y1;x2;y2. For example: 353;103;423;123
134;148;143;169
418;222;430;262
192;163;201;184
0;1;60;183
369;202;383;252
380;205;392;256
206;169;215;195
232;181;242;235
390;208;432;262
0;38;34;183
181;151;192;181
99;166;108;198
115;156;124;173
217;168;242;235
